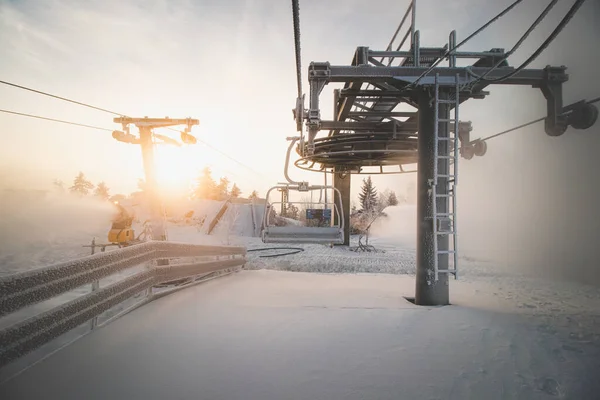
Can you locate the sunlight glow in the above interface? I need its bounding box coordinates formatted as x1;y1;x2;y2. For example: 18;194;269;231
154;144;202;196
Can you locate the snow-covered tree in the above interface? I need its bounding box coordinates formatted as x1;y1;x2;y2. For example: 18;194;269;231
69;172;94;196
358;176;378;213
193;167;217;200
216;177;230;200
387;191;399;206
248;190;259;200
230;183;241;198
94;181;111;200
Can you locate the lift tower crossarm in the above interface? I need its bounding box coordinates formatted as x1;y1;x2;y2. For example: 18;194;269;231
113;117;199;129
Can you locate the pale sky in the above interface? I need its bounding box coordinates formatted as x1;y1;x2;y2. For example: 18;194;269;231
0;0;598;209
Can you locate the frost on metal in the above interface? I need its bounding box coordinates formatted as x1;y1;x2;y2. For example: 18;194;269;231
0;241;246;317
0;241;246;369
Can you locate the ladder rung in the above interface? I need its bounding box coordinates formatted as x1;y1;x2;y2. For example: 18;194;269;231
436;231;456;235
436;213;455;217
437;137;455;141
438;118;455;123
437;269;457;274
437;99;457;104
436;250;456;254
437;155;456;159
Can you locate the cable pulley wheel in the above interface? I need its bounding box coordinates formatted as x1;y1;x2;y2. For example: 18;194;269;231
569;103;599;130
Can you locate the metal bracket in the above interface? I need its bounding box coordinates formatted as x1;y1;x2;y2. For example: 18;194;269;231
309;62;332;82
298;182;310;192
536;65;569;137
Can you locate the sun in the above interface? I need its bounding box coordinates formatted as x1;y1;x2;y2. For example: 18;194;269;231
154;145;199;196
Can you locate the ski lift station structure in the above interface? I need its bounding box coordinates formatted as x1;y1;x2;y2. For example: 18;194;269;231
262;0;599;306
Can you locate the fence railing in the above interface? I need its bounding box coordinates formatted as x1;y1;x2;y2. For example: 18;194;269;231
0;241;246;370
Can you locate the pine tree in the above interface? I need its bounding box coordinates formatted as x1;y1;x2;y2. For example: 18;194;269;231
69;172;94;196
94;182;111;200
193;167;217;199
230;183;241;198
248;190;259;200
387;190;399;206
216;177;230;200
358;176;378;213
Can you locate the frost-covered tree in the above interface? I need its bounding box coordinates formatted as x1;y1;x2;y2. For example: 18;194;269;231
216;177;230;200
94;181;111;200
358;176;378;213
230;183;241;198
248;190;259;200
387;191;399;206
69;172;94;196
193;167;217;200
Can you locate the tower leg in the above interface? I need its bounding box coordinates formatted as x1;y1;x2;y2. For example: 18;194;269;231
139;128;167;243
415;92;450;306
333;168;351;246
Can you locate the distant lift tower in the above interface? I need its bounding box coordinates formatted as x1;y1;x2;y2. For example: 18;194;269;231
112;117;199;243
293;0;598;306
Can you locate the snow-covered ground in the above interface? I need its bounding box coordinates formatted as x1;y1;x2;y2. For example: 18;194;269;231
2;270;600;399
1;196;600;398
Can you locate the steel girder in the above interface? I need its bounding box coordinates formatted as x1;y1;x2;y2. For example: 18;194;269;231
299;44;570;173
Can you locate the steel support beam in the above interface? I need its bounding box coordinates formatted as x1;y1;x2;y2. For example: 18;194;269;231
309;63;561;86
333;168;351;246
415;91;449;306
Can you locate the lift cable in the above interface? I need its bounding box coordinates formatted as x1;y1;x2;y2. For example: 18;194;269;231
0;108;113;131
466;0;586;83
0;78;264;178
0;79;125;116
467;0;559;86
409;0;525;87
291;0;303;98
478;96;600;142
165;127;267;178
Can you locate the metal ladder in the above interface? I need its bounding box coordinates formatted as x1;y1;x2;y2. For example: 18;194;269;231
432;73;459;281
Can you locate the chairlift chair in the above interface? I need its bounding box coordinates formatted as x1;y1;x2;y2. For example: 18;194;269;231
261;184;345;245
261;136;345;245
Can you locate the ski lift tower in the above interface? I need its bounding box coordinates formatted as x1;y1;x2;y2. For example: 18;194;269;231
112;117;199;243
293;0;598;305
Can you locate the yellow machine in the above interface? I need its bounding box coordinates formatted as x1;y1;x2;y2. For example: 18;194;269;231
108;202;135;244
